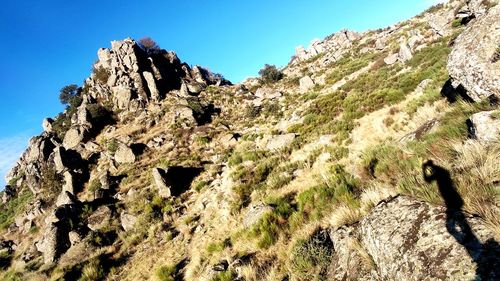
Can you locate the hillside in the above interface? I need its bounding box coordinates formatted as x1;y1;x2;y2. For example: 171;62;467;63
1;0;499;280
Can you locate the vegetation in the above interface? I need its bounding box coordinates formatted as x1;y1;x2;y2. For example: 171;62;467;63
289;229;333;280
258;64;284;83
138;37;161;55
59;84;82;107
0;189;33;230
156;264;177;281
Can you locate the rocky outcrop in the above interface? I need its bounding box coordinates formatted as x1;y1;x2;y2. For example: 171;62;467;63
291;29;360;66
120;212;137;231
299;75;315;93
114;143;136;164
152;168;171;198
469;110;500;142
327;196;500;280
266;134;296;150
447;5;500;102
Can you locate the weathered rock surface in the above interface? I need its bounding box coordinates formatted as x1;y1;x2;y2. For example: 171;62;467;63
243;203;274;228
469;110;500;142
120;212;138;231
328;196;500;280
114;143;136;164
87;206;112;231
299;75;315;93
447;5;500;102
266;134;296;150
152;168;171;198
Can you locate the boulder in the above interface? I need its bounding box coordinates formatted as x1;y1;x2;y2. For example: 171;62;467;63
328;196;500;280
120;212;138;231
36;224;70;264
299;75;315;93
87;206;112;231
152;168;171;198
114;143;136;164
398;42;413;62
469;110;500;142
56;191;77;207
447;5;500;102
384;53;399;65
63;127;87;149
42;118;53;133
255;88;282;100
266;134;296;150
112;86;133;110
143;71;160;101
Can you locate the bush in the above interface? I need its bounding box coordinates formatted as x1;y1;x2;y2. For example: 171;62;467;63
80;257;105;281
289;229;333;280
139;37;161;55
93;65;110;84
156;264;176;281
59;84;82;107
0;189;33;230
258;64;284;83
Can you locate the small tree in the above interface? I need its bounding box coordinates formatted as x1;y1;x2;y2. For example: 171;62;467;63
59;84;82;108
258;64;283;83
138;37;161;55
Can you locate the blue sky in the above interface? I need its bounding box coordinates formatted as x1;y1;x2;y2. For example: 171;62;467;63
0;0;442;186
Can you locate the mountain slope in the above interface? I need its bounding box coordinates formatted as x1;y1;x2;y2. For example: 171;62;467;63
1;1;499;280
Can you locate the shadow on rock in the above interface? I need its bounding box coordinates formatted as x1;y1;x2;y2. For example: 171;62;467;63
422;160;499;280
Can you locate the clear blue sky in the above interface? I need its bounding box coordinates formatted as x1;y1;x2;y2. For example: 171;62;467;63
0;0;441;186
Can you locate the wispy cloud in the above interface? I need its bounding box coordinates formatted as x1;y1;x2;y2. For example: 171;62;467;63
0;134;30;187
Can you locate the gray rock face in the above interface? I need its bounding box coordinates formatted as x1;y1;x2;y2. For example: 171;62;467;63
36;223;70;264
152;168;171;198
299;75;315;93
87;206;112;231
470;110;500;142
63;127;88;149
114;143;136;164
328;196;500;280
384;53;399;65
42;118;53;133
447;5;500;102
398;42;413;62
120;212;138;231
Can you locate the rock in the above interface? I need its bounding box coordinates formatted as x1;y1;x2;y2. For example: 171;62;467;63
243;203;274;228
114;143;136;164
152;168;171;198
56;191;77;207
469;110;500;142
63;127;88;149
299;75;315;93
36;224;70;264
384;53;399;65
255;88;282;100
61;171;75;194
375;38;385;50
447;5;500;101
399;119;440;143
87;206;112;231
113;86;133;110
143;71;160;101
68;231;83;246
120;212;137;231
2;185;15;203
328;196;500;280
266;134;296;150
42;118;53;133
398;42;413;62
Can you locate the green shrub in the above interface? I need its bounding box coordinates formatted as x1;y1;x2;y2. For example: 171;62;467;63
80;257;105;281
59;84;82;107
0;189;33;230
211;270;236;281
258;64;284;83
289;229;333;280
451;18;462;28
107;139;119;155
156;264;177;281
93;65;110;84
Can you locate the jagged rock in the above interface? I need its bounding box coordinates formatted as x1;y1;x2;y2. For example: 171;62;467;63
266;134;296;150
398;42;413;62
255;88;282;100
120;212;137;231
56;191;77;207
384;53;399;65
328;196;500;280
36;223;70;264
243;203;274;228
114;143;136;164
112;86;133;110
63;127;88;149
375;37;386;50
62;171;75;194
299;75;315;93
143;71;160;101
469;110;500;142
68;231;83;246
87;206;112;231
42;118;53;133
152;168;171;198
447;5;500;102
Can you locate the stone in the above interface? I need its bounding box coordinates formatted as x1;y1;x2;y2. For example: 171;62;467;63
243;203;274;228
400;119;440;143
255;88;282;100
36;224;70;264
68;231;83;246
87;206;112;231
62;171;75;194
375;38;385;50
53;146;68;173
299;75;315;93
152;168;171;198
63;127;87;149
384;53;399;65
266;134;296;150
56;191;77;207
143;71;160;101
113;86;133;110
120;212;137;231
447;5;500;102
398;42;413;62
42;118;53;133
469;110;500;142
114;143;136;164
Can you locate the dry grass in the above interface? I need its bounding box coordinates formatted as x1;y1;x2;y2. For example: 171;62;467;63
328;204;362;229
